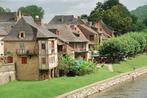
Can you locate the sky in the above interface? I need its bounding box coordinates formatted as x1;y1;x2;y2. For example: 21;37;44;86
0;0;147;23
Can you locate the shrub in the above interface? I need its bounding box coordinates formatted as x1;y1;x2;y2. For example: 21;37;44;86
99;32;147;62
58;55;97;76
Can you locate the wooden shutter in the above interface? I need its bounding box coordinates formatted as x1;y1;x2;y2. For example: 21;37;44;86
21;57;27;64
7;56;13;63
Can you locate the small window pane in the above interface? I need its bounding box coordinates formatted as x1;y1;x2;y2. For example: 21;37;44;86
41;58;46;65
41;43;46;50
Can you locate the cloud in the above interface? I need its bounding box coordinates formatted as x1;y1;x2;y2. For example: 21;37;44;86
0;0;147;23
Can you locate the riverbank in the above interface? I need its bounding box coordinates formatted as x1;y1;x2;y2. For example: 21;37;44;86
56;67;147;98
0;54;147;98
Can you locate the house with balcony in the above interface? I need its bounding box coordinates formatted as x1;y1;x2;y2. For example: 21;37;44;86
46;23;90;60
3;16;58;80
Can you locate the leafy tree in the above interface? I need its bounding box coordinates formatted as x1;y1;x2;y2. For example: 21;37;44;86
143;18;147;26
81;14;88;19
18;5;44;19
5;8;11;12
103;0;119;10
0;7;5;13
103;5;133;35
89;2;104;21
0;7;11;13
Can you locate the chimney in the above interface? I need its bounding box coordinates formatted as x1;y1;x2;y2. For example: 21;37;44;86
34;15;42;25
17;11;22;21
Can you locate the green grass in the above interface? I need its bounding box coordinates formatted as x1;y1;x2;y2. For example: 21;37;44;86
0;54;147;98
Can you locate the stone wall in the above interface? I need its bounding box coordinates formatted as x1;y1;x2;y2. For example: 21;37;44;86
0;64;15;85
56;67;147;98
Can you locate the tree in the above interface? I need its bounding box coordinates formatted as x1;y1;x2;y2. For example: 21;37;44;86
0;7;5;13
5;8;11;12
89;2;104;22
103;0;119;10
18;5;44;19
103;5;133;35
143;18;147;26
81;14;88;19
0;7;11;13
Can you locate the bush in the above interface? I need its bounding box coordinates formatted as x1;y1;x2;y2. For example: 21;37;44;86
58;55;97;76
99;32;147;62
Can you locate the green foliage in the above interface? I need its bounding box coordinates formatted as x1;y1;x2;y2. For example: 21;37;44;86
99;32;147;61
89;0;144;35
131;5;147;22
143;18;147;26
103;0;119;10
58;55;97;76
103;5;133;35
81;14;88;19
18;5;44;19
0;6;11;13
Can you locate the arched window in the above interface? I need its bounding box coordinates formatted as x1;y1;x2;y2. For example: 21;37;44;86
19;31;25;39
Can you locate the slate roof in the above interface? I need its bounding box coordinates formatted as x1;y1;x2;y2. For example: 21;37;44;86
78;24;97;35
3;16;57;41
97;20;113;37
0;22;15;33
49;15;79;25
0;12;17;22
46;24;88;43
0;27;8;36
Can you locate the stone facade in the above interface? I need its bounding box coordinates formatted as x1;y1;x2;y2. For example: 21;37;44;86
4;41;39;80
0;64;15;85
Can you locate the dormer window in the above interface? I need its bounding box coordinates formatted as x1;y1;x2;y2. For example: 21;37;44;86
19;31;25;39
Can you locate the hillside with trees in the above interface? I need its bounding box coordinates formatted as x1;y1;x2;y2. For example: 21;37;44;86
131;5;147;22
88;0;145;35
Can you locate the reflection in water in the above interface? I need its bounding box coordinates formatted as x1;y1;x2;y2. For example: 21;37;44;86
91;74;147;98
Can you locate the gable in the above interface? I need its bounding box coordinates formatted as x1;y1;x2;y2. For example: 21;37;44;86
3;18;37;41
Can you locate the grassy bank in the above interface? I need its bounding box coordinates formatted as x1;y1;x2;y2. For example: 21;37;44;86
0;54;147;98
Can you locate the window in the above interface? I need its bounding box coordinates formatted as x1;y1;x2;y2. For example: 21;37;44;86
51;41;54;48
20;42;25;49
49;56;55;64
19;31;25;39
89;35;94;41
21;57;27;64
1;42;3;46
41;43;46;50
7;56;13;63
41;58;46;65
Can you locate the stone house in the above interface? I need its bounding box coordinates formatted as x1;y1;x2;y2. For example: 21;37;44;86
46;24;90;60
92;20;114;45
0;28;8;57
3;16;58;80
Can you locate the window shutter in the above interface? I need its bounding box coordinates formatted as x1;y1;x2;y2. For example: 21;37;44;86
21;57;27;64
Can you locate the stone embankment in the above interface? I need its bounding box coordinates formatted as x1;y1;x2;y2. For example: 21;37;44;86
0;64;15;85
56;67;147;98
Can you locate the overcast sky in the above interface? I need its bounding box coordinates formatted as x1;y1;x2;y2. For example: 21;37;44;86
0;0;147;23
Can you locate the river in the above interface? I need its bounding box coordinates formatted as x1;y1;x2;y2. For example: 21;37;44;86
91;74;147;98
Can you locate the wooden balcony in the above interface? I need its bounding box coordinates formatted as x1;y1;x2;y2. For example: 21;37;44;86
16;49;38;56
75;48;87;53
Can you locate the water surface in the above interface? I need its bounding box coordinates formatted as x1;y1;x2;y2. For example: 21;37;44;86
91;74;147;98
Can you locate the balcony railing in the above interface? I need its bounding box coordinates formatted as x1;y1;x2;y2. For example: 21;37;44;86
16;49;38;56
75;48;87;52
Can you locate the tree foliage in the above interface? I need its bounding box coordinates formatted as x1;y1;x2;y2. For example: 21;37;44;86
89;0;143;35
18;5;44;19
0;6;11;13
103;5;133;35
131;5;147;22
99;32;147;62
